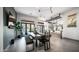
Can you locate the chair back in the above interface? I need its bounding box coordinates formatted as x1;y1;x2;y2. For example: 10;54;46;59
9;39;15;45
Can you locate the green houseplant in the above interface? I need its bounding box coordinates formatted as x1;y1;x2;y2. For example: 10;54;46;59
15;21;23;36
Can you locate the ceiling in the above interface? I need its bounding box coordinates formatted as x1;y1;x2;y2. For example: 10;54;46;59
14;7;72;20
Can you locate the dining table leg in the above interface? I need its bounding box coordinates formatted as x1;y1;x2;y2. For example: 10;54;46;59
36;39;38;47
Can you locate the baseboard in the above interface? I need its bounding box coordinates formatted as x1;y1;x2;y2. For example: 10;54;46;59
62;37;79;41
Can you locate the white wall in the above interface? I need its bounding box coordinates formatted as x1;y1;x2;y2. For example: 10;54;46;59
3;27;15;49
0;7;3;51
17;13;38;21
17;13;43;28
62;8;79;40
3;7;16;49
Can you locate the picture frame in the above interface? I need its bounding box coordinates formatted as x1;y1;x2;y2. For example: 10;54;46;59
67;13;77;27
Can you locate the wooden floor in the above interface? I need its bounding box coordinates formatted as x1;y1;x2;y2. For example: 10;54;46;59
5;33;79;52
33;32;79;52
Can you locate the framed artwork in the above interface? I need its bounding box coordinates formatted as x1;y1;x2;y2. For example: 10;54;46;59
67;13;77;27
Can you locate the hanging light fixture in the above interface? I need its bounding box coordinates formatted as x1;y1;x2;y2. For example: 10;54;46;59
37;8;45;21
38;9;40;12
46;13;62;22
50;7;53;21
50;7;53;13
38;9;41;17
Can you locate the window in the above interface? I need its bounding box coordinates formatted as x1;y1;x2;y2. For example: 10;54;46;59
27;24;30;32
37;25;44;33
22;24;26;35
26;23;35;33
31;24;34;32
21;20;35;35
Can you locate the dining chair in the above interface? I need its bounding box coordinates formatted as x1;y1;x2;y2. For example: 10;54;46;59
39;32;51;51
26;35;34;52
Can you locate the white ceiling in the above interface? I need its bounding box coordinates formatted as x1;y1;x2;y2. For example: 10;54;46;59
14;7;72;20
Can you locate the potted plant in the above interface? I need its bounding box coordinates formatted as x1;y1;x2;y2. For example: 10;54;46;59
15;21;23;37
